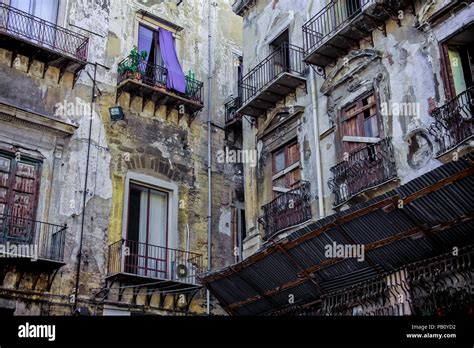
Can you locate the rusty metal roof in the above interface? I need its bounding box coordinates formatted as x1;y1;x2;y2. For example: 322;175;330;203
202;154;474;315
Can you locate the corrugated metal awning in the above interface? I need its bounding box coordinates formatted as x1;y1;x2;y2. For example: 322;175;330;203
201;154;474;315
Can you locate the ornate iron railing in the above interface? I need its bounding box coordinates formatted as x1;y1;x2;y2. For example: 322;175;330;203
239;43;306;106
429;87;474;156
117;57;204;104
317;245;474;316
328;137;397;206
259;181;312;240
0;3;89;62
303;0;373;55
225;96;242;124
0;213;67;262
108;239;203;284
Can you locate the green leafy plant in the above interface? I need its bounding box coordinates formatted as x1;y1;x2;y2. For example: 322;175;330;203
119;47;148;80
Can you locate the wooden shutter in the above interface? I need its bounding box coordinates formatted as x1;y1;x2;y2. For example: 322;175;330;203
0;153;41;243
272;142;301;196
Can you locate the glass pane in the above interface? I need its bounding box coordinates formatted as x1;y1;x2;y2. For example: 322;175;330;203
273;150;285;173
364;115;379;138
33;0;59;23
448;47;467;96
10;0;32;13
148;190;168;278
148;190;168;248
138;25;154;65
0;157;11;172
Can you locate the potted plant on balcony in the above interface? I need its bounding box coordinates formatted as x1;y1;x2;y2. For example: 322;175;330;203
119;47;148;81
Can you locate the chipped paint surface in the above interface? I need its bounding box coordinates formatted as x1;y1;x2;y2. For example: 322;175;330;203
239;0;473;258
0;0;242;315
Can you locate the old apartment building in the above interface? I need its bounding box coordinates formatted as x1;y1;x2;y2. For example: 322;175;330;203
204;0;474;316
0;0;243;316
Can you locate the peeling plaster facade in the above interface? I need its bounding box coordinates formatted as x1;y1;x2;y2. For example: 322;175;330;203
238;0;473;258
0;0;242;316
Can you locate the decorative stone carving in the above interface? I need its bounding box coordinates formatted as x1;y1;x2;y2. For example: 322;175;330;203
406;129;434;170
321;49;383;95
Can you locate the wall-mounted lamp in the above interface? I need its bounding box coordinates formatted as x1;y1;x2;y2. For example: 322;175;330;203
109;106;124;121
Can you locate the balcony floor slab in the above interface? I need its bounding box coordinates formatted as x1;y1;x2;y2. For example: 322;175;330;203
237;72;306;117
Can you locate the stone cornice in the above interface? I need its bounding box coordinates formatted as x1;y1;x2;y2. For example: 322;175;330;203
0;102;78;138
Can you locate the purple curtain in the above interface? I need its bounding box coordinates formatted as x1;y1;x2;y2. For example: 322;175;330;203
159;28;186;94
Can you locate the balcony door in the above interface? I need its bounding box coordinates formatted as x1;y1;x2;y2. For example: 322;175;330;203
138;24;165;86
270;29;290;80
0;153;41;244
126;183;169;279
9;0;59;48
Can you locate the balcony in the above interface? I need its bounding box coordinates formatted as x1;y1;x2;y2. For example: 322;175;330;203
429;87;474;157
259;181;312;241
0;213;67;270
116;57;204;124
303;0;411;67
328;138;397;207
107;239;203;287
225;96;243;127
232;0;256;17
0;3;89;83
237;43;306;118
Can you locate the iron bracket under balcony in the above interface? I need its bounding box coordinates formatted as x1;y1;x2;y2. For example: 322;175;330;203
303;0;413;68
0;3;89;87
116;58;204;125
237;43;307;118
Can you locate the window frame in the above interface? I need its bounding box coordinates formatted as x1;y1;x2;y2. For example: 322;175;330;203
337;90;382;158
271;140;301;195
438;24;474;100
121;173;178;251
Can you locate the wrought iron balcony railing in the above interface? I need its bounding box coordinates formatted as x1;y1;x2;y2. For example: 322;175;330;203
0;3;89;62
117;57;204;105
303;0;372;55
239;43;306;107
429;86;474;156
0;214;67;262
328;138;397;207
259;181;312;241
108;239;203;285
225;96;242;125
303;0;410;67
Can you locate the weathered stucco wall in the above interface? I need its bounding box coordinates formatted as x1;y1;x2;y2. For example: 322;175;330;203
0;0;242;315
240;0;472;258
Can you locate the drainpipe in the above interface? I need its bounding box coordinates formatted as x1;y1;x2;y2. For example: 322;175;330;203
310;68;325;219
206;0;213;315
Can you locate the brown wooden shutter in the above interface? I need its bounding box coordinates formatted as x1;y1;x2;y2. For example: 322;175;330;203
0;153;41;243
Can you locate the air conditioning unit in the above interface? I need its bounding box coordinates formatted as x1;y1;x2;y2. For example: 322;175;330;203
171;261;197;283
